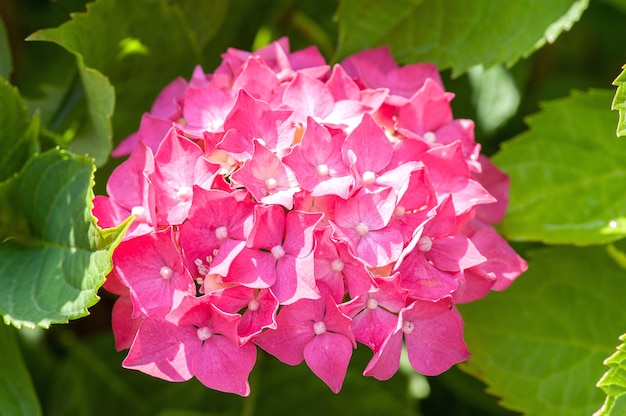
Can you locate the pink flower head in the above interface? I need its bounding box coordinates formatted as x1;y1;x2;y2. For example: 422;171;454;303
101;38;526;395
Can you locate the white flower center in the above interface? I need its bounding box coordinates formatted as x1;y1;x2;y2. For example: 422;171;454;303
331;258;345;272
423;131;436;143
394;205;406;217
131;206;147;222
366;298;378;310
271;245;286;259
362;170;376;185
402;320;415;334
248;299;260;312
177;186;193;201
160;266;173;280
197;326;212;341
316;164;330;177
313;321;326;335
417;236;433;252
265;177;278;191
355;222;369;236
215;226;228;241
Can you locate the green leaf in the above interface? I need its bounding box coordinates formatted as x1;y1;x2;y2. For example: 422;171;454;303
28;0;225;165
0;324;42;416
612;65;626;137
493;89;626;245
459;246;626;416
0;149;129;328
0;17;11;79
596;334;626;416
0;78;39;182
335;0;589;76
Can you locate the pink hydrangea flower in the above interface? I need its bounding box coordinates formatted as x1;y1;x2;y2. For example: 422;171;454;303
97;37;527;395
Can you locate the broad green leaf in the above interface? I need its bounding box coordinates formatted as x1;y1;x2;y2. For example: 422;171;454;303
493;89;626;245
0;78;39;182
29;0;225;166
335;0;588;76
459;246;626;416
169;0;229;48
0;324;42;416
613;65;626;137
0;17;11;79
595;334;626;416
0;149;129;328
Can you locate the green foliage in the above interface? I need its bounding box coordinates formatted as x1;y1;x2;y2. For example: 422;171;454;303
0;17;10;79
0;324;41;416
0;149;129;328
596;334;626;416
0;78;39;182
460;246;626;416
335;0;589;76
493;90;626;244
28;0;226;165
612;65;626;137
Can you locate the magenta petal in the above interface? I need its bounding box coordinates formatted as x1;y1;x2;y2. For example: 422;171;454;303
357;227;404;268
429;235;486;272
253;300;318;365
303;332;353;393
283;72;335;122
350;306;398;352
123;310;196;382
111;294;143;351
247;205;285;250
193;336;256;396
273;253;320;304
402;299;470;376
342;113;392;175
363;330;403;381
224;248;276;288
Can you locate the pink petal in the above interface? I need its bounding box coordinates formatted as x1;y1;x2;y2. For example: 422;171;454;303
303;332;353;393
402;299;470;375
193;336;256;396
123;309;196;382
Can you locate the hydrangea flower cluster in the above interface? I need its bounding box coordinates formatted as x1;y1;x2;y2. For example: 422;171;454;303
94;38;527;396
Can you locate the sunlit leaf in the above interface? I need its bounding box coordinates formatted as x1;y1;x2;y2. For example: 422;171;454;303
595;334;626;416
335;0;588;76
0;78;39;182
493;89;626;245
612;65;626;137
28;0;226;165
0;149;129;328
460;246;626;416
